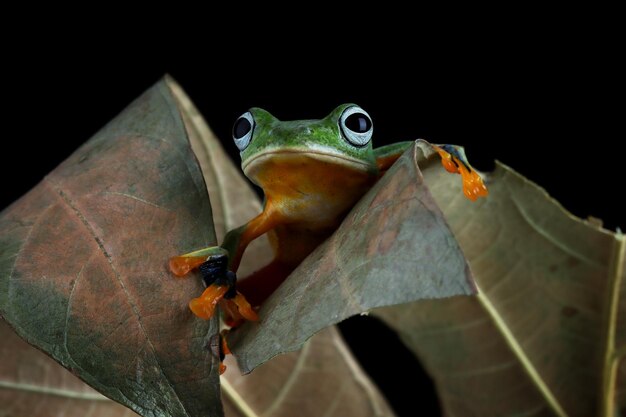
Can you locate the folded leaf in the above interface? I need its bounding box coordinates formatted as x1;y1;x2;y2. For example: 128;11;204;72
231;141;476;373
0;79;222;417
375;160;625;417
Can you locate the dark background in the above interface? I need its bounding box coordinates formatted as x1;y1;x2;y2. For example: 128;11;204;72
3;38;621;416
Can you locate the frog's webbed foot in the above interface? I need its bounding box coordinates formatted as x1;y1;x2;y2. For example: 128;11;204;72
433;144;489;201
187;253;259;324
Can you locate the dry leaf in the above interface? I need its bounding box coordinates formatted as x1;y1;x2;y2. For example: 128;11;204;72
0;79;222;417
170;79;395;417
375;159;625;417
222;327;394;417
0;319;137;417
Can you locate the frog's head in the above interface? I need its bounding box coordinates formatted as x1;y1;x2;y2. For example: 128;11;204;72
232;104;378;181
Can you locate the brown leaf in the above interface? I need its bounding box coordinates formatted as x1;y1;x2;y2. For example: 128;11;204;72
375;159;626;417
172;80;396;417
222;327;395;417
0;319;137;416
231;141;476;373
0;78;222;417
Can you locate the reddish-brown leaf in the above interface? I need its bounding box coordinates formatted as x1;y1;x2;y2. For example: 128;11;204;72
0;78;222;417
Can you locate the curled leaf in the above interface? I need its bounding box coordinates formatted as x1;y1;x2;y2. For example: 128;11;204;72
375;159;626;417
0;78;222;417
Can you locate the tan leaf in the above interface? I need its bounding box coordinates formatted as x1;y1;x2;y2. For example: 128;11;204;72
375;159;625;417
221;327;394;417
0;319;137;417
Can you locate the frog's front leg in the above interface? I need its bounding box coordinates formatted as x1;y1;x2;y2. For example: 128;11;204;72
170;203;279;276
220;202;282;273
169;246;229;277
170;203;281;322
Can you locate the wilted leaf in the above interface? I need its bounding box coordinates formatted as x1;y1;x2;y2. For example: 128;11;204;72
232;142;476;373
375;159;626;417
170;79;395;417
222;327;395;417
0;319;137;416
0;79;222;417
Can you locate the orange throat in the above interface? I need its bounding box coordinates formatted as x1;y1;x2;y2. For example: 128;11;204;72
245;151;377;227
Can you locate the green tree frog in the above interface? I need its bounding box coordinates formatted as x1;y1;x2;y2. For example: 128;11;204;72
170;104;488;328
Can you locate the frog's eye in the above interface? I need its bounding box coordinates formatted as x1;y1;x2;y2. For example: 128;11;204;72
340;106;373;146
233;111;255;151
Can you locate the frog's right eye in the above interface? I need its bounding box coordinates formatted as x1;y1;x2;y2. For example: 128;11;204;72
233;112;255;151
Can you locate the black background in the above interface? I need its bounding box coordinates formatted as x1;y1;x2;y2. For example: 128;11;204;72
3;34;621;416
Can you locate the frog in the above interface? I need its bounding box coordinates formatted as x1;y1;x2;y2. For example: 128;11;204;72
169;104;488;328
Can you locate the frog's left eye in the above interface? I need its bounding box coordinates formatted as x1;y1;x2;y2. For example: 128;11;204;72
233;111;255;151
340;106;373;146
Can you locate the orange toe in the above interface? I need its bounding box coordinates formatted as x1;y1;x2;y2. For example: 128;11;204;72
231;292;259;321
188;285;228;320
189;297;212;320
459;165;489;201
219;291;259;327
170;255;207;277
219;299;245;327
434;146;460;174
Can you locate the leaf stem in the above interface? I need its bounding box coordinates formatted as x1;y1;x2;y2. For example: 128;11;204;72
599;233;625;417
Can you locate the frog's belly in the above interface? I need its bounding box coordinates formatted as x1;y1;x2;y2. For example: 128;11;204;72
251;154;376;264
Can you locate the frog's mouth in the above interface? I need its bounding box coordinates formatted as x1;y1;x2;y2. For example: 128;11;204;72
242;148;373;176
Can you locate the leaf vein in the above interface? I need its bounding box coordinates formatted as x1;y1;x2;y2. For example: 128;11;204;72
49;181;191;416
476;286;568;417
103;192;170;211
512;195;603;268
261;340;311;417
0;380;110;401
